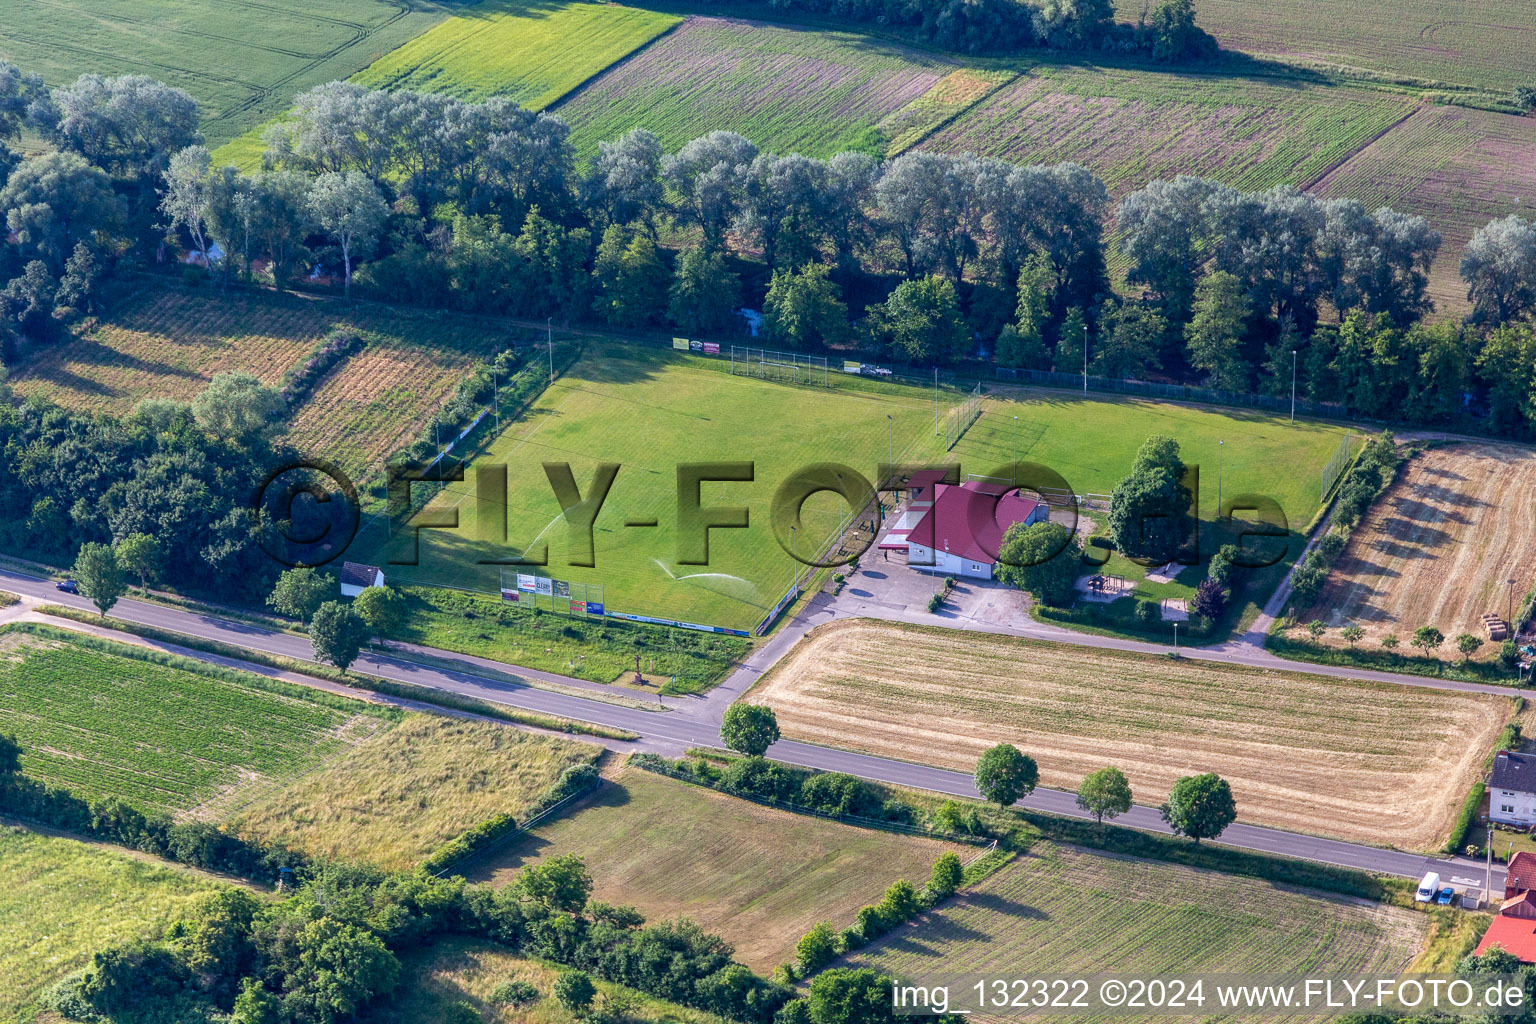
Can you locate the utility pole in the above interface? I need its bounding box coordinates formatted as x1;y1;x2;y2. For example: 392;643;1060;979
547;317;555;382
791;526;798;599
493;365;500;432
1083;331;1088;395
933;367;939;435
888;414;893;473
1290;350;1297;425
1172;620;1179;657
1509;577;1519;627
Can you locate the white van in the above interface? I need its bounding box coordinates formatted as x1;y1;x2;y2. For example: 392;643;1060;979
1416;871;1441;903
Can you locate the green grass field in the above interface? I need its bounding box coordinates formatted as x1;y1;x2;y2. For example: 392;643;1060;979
0;0;446;145
0;629;388;816
214;0;681;169
356;348;1351;631
0;826;226;1022
357;0;680;107
922;64;1414;198
555;16;955;157
356;345;938;630
957;389;1352;530
462;767;963;971
848;842;1426;1006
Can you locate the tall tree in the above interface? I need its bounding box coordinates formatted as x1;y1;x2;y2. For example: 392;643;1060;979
995;520;1081;606
583;127;663;235
308;600;370;672
868;275;970;364
0;151;120;269
1107;434;1192;563
721;702;780;757
40;73;202;181
161;145;216;269
763;262;848;350
73;541;126;616
1092;303;1166;379
1461;214;1536;323
662;131;756;252
1184;270;1250;390
974;743;1038;807
1160;773;1236;843
668;246;741;333
1076;766;1133;823
1117;175;1220;322
249;170;312;286
191;373;283;440
307;170;389;298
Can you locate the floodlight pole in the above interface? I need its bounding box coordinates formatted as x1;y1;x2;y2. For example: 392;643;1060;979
934;367;939;435
547;317;554;382
1083;330;1088;394
791;526;798;599
1173;621;1179;656
1013;415;1018;484
1290;350;1297;424
493;365;500;432
1509;577;1519;626
888;414;893;474
1217;440;1224;514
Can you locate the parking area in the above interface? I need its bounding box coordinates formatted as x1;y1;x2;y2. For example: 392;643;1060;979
833;554;1031;629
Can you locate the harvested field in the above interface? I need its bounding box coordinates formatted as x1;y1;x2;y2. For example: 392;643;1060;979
462;766;964;972
231;714;599;871
1303;444;1536;653
753;618;1511;849
556;17;953;157
1195;0;1536;98
355;0;680;109
921;65;1413;197
1312;105;1536;315
849;842;1427;1019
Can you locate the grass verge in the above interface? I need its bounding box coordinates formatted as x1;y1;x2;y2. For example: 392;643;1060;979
35;606;638;742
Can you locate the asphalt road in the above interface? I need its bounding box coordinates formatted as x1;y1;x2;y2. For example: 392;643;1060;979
4;567;1502;892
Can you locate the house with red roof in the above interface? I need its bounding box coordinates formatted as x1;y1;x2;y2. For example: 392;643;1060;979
1506;850;1536;900
880;479;1047;580
1475;914;1536;963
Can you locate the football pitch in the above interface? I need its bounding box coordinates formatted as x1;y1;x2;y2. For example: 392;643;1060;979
359;347;940;631
356;348;1351;631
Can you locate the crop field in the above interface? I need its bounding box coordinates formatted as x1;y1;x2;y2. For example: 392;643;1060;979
0;826;225;1022
356;0;680;108
957;389;1350;529
0;630;385;816
752;619;1511;849
359;345;937;631
8;286;515;483
848;842;1426;1015
1313;105;1536;314
1301;444;1536;655
921;65;1413;198
555;17;955;157
1195;0;1536;98
463;767;964;971
231;714;599;871
0;0;445;145
364;937;718;1024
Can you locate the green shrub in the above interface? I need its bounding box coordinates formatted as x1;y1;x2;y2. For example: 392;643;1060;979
491;980;539;1006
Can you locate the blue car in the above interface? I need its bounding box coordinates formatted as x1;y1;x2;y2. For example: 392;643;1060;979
1436;887;1455;906
56;579;78;594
